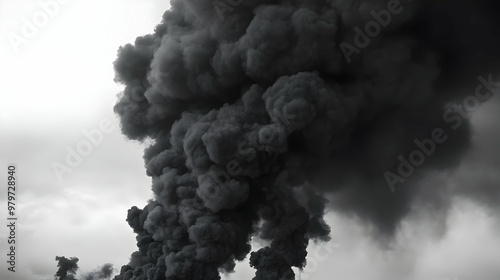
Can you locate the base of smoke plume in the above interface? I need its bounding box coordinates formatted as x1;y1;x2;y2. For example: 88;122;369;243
385;74;499;192
54;256;114;280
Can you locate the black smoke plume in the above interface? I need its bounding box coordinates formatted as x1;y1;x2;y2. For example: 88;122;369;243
54;257;114;280
112;0;500;279
55;256;79;280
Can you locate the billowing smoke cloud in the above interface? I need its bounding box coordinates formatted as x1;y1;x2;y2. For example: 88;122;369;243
112;0;500;279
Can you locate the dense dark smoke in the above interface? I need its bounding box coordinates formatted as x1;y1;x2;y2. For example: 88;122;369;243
54;257;114;280
55;256;79;280
112;0;500;279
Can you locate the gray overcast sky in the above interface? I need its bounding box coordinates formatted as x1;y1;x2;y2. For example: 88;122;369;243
1;1;500;280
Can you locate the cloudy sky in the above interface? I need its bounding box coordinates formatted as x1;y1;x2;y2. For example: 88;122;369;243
1;1;500;280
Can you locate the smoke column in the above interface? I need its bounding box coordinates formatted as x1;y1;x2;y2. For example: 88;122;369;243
54;257;114;280
112;0;500;279
55;256;79;280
